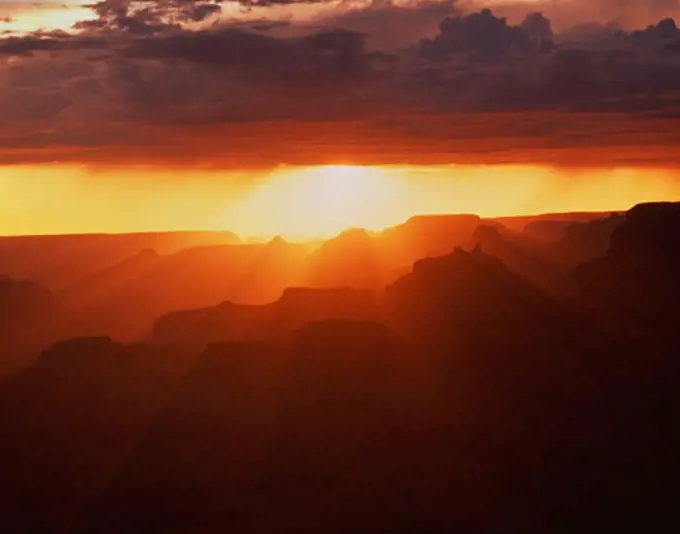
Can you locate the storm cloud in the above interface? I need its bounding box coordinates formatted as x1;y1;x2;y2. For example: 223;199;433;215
1;0;680;168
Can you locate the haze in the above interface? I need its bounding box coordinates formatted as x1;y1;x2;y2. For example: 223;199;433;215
2;163;680;238
2;2;680;534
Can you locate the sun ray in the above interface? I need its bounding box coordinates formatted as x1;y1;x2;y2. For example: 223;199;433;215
223;165;411;239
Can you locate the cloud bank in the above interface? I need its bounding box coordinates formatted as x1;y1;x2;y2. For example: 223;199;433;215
1;0;680;168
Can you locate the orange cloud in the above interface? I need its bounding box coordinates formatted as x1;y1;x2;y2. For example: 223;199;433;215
2;111;680;170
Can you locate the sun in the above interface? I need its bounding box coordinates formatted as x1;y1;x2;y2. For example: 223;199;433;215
301;165;382;212
224;165;409;239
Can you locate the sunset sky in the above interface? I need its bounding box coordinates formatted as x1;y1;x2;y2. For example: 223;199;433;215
2;0;680;238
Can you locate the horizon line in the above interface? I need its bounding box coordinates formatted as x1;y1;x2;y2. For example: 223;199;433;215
0;208;628;242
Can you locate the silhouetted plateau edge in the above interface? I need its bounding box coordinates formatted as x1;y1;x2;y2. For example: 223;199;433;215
1;203;679;532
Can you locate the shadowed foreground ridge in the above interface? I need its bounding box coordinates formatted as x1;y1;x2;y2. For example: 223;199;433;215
0;203;679;533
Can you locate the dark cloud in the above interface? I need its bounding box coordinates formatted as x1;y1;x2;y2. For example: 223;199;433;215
227;19;291;32
77;0;225;34
237;0;333;5
416;8;550;60
109;26;394;126
520;12;553;43
631;16;680;41
487;0;680;31
78;0;336;35
3;111;680;170
0;32;106;56
309;0;459;50
1;1;680;168
404;7;680;111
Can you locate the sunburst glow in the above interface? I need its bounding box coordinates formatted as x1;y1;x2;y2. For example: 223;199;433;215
225;165;411;239
2;164;680;238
